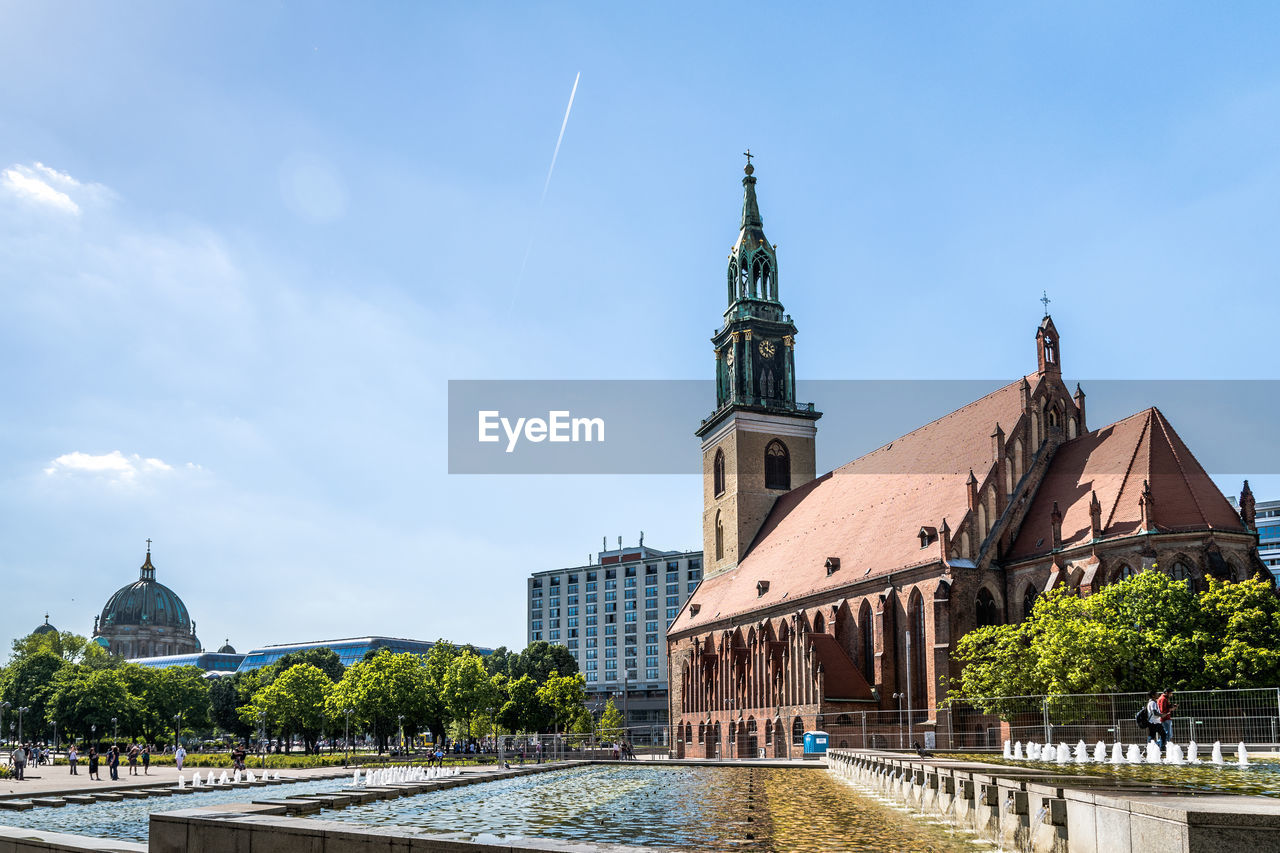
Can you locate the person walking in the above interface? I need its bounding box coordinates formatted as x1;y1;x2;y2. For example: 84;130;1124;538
1145;690;1166;749
141;744;151;775
88;746;100;781
68;743;79;775
1159;689;1177;745
108;745;120;781
10;744;26;781
174;744;186;772
127;743;140;775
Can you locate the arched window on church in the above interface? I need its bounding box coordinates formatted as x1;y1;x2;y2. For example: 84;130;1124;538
813;612;825;634
715;511;724;561
977;503;989;542
1068;415;1078;440
1116;562;1136;583
909;591;927;713
1022;585;1038;621
765;440;790;490
1012;438;1024;483
792;717;804;745
1171;561;1194;590
1047;404;1060;430
859;601;874;683
727;261;738;304
976;588;1000;628
1044;336;1057;365
713;449;725;498
752;257;771;299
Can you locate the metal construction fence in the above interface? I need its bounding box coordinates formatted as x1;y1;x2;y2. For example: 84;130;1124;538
814;688;1280;752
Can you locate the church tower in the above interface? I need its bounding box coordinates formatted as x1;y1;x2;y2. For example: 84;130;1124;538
697;156;821;578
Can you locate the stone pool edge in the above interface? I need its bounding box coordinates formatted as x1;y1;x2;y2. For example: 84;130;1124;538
828;747;1280;853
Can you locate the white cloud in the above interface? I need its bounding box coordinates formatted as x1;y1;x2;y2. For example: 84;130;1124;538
44;450;185;482
0;161;113;215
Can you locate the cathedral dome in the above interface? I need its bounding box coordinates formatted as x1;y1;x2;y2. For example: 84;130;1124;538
32;615;57;635
217;640;236;654
98;549;193;633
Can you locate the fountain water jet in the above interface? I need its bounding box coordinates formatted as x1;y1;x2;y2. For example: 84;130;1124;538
1013;741;1024;760
1056;743;1071;765
1003;740;1012;759
1188;741;1200;764
1093;741;1107;763
1126;744;1142;764
1237;743;1249;767
1145;741;1162;764
1164;743;1184;765
1110;743;1124;764
1211;742;1225;765
1074;740;1088;763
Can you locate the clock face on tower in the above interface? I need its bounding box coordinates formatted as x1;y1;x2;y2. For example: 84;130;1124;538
725;347;735;368
758;339;776;359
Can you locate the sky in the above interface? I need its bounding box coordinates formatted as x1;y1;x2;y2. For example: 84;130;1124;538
3;2;1280;655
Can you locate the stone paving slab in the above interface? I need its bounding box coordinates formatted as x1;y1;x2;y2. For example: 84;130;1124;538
29;797;66;807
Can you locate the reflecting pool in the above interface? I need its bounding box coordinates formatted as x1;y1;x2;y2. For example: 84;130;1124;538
0;778;342;842
321;765;984;851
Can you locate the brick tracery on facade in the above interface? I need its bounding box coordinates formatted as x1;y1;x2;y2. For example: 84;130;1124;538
667;161;1268;758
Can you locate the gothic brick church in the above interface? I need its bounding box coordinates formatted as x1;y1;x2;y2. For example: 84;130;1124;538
666;160;1266;758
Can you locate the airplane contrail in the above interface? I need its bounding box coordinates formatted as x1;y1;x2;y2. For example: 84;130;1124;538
510;72;581;312
542;71;580;204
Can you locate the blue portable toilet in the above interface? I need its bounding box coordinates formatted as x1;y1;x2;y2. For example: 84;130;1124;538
803;730;829;757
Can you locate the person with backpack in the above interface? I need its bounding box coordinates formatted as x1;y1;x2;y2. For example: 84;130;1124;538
1141;689;1166;748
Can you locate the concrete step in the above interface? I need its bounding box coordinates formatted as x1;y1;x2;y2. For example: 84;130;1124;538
0;800;34;811
29;798;66;807
63;795;97;804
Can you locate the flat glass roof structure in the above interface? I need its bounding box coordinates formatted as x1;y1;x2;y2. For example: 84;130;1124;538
129;651;245;672
235;637;493;673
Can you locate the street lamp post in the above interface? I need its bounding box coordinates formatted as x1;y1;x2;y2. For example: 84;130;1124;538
91;724;96;749
905;629;914;750
396;715;404;756
51;720;57;754
111;716;118;746
258;712;267;769
0;703;8;748
343;708;353;767
173;712;183;751
892;694;904;749
17;707;30;745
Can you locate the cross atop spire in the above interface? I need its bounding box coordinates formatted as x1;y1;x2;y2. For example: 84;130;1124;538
742;148;755;176
146;538;152;553
1040;290;1051;316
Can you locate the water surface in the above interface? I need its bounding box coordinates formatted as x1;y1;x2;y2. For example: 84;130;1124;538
321;765;984;852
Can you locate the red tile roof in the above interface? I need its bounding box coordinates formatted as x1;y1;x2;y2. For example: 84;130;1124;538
1007;407;1245;561
672;377;1032;632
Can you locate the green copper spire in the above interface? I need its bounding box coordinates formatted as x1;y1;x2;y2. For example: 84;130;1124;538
727;152;779;307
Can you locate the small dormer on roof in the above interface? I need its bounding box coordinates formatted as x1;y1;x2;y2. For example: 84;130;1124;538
918;526;937;548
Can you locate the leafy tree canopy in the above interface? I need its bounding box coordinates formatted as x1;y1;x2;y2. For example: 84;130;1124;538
952;573;1280;710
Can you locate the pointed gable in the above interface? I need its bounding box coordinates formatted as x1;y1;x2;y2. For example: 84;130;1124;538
1007;408;1246;561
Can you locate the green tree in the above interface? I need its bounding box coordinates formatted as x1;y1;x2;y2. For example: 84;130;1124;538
139;666;211;747
484;646;514;677
210;670;260;742
598;698;625;741
243;663;333;754
497;674;550;733
421;641;458;743
952;572;1280;707
48;666;134;745
0;649;65;733
11;630;112;668
443;651;502;740
262;647;344;684
535;671;587;736
325;650;429;753
511;642;578;682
